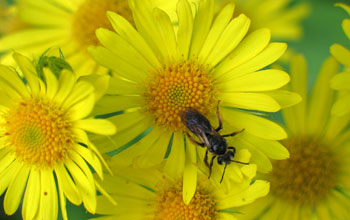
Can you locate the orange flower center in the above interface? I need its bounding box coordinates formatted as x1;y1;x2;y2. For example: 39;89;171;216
152;181;217;220
144;60;217;131
4;98;74;167
270;136;338;205
72;0;133;49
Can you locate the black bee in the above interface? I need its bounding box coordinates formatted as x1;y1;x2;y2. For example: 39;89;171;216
180;101;248;183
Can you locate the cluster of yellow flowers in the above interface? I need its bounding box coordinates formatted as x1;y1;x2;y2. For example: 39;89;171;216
0;0;348;220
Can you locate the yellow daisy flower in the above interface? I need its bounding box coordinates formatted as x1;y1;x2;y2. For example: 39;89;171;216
236;55;350;220
92;149;270;220
0;0;173;77
89;0;300;203
0;53;117;220
330;3;350;116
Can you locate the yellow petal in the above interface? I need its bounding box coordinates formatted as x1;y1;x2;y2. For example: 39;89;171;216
264;90;302;109
335;3;350;15
75;118;116;135
177;0;194;58
331;93;350;116
62;81;94;110
22;169;41;220
40;169;58;220
307;57;339;135
73;144;103;179
220;92;281;112
183;140;197;205
54;163;82;206
219;69;290;92
79;74;110;101
343;19;350;40
330;72;350;90
164;132;186;177
0;65;30;98
330;43;350;67
96;28;153;73
12;53;40;95
221;108;287;140
106;11;160;68
215;28;271;77
92;95;142;116
67;93;95;121
88;46;147;83
205;14;250;67
218;180;269;209
189;0;215;55
0;160;20;195
43;68;59;99
198;3;234;63
4;163;29;215
134;130;172;168
107;76;139;95
53;70;76;105
57;181;68;220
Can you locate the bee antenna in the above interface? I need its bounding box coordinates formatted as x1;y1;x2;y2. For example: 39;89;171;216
220;164;228;183
230;160;249;165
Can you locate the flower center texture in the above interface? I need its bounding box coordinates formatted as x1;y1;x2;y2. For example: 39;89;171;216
72;0;133;49
152;181;217;220
144;60;217;131
270;136;338;205
4;98;74;167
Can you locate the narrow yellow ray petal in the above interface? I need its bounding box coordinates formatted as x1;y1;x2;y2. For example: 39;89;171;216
54;163;82;205
43;68;59;99
106;11;160;68
220;92;281;112
107;76;139;95
307;57;339;135
62;80;94;109
215;28;271;76
342;19;350;40
183;140;197;205
164;132;186;177
75;118;116;135
67;93;95;121
92;95;142;116
264;90;302;109
53;70;76;104
330;44;350;67
177;0;194;58
96;28;153;72
330;72;350;90
134;130;172;168
189;0;215;55
57;181;68;220
13;53;40;95
0;160;21;195
73;144;103;179
40;169;58;220
221;108;286;140
22;169;41;220
219;69;290;92
198;3;234;63
4;163;29;215
0;65;30;98
206;14;250;67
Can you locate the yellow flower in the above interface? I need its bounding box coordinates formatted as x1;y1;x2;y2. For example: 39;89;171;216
330;3;350;116
0;0;173;77
236;55;350;220
0;53;117;220
92;150;269;220
89;0;299;203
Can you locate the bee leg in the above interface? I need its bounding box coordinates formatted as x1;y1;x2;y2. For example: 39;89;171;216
204;149;209;167
186;132;205;147
208;155;216;179
215;100;223;132
222;129;245;138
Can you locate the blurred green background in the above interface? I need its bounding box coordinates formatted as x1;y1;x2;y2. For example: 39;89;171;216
0;0;348;219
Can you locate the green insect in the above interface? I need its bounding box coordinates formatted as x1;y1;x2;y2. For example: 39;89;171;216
36;48;73;79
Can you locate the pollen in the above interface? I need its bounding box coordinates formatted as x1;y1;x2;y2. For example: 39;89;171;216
3;98;74;167
270;136;339;205
144;59;217;131
152;180;217;220
72;0;133;49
